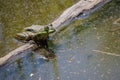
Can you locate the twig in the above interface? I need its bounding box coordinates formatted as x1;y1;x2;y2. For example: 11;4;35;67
92;50;120;57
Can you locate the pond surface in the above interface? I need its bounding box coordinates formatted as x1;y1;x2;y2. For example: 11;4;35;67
0;0;120;80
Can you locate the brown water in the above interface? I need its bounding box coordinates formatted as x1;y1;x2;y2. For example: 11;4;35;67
0;0;120;80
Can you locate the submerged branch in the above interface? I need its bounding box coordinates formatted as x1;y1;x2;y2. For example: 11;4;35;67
0;0;111;66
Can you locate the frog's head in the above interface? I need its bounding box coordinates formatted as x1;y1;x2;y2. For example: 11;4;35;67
39;24;55;34
44;26;49;33
47;24;56;33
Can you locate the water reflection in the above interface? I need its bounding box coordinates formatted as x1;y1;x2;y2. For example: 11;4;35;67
16;59;26;80
51;59;60;80
0;51;49;80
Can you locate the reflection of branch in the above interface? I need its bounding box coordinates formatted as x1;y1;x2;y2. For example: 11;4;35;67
0;0;111;66
16;59;26;80
51;59;60;80
33;48;56;60
92;50;120;57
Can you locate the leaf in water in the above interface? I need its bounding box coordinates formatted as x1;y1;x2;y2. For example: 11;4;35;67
68;59;72;63
30;73;34;77
67;56;75;63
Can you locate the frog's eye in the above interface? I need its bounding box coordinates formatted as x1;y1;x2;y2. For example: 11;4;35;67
44;26;49;32
25;29;34;32
24;28;36;32
49;24;52;27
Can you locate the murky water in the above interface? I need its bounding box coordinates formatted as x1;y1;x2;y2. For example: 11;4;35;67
0;0;120;80
0;0;78;57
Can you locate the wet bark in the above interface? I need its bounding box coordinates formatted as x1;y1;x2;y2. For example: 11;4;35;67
0;0;111;66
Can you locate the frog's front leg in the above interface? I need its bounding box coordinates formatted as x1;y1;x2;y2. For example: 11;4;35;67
34;39;48;48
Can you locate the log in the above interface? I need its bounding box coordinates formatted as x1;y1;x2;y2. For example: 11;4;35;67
0;43;36;66
52;0;111;32
0;0;111;66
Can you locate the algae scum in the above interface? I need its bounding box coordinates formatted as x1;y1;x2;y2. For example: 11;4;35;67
0;0;120;80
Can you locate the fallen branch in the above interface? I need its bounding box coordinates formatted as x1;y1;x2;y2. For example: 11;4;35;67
52;0;111;32
0;0;111;66
0;43;37;66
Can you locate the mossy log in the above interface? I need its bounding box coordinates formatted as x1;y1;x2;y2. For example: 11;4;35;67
0;0;111;66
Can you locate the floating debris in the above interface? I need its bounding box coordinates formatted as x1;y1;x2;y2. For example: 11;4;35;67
76;60;81;64
67;56;75;63
30;73;34;77
92;50;120;57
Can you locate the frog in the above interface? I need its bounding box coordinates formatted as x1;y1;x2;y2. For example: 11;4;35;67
15;24;55;48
